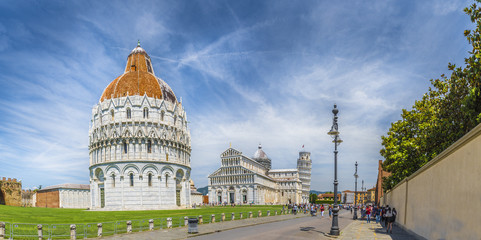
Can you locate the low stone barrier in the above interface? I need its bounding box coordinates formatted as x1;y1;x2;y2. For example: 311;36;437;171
0;208;279;239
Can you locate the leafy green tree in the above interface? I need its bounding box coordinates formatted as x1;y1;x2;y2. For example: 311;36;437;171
381;1;481;190
309;193;318;203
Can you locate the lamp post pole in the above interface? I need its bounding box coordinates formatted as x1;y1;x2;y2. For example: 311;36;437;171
328;104;342;236
353;162;358;220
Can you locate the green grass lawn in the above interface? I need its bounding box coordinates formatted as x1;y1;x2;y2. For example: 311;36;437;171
0;204;284;224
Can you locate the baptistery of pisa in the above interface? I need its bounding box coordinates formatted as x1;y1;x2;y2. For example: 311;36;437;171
89;43;192;210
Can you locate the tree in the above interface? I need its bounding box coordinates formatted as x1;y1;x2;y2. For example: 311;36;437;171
381;1;481;190
309;193;318;203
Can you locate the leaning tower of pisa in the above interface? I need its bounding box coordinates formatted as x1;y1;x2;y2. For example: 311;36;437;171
297;150;312;203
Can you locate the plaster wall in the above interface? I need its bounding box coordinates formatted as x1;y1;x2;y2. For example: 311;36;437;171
381;123;481;240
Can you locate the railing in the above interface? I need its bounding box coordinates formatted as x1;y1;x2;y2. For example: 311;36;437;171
0;209;292;239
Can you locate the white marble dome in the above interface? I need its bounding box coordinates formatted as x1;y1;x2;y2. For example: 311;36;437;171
88;43;192;210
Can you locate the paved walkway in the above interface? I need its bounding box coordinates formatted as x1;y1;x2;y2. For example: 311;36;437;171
339;219;417;240
97;213;307;240
96;212;418;240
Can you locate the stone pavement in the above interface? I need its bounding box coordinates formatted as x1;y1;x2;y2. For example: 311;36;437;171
96;212;308;240
339;219;418;240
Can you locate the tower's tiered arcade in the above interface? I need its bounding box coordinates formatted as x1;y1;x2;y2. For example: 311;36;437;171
89;43;192;210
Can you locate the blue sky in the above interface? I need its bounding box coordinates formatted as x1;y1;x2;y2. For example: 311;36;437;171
0;0;473;191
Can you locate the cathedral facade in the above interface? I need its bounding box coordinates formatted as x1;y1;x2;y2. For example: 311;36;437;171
208;145;311;205
89;43;192;210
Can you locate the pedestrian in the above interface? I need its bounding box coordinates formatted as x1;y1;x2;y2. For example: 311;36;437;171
329;205;332;218
384;207;394;234
366;205;371;223
350;206;353;214
320;204;325;217
375;206;381;224
383;205;389;227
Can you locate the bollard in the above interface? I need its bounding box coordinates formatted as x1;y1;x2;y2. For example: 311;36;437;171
184;217;189;226
198;215;203;224
97;223;102;237
267;210;270;216
167;218;172;228
126;221;132;233
231;212;235;221
249;212;253;218
258;210;262;217
149;219;154;231
239;212;243;219
70;224;76;240
211;214;215;223
37;224;43;240
221;213;225;222
0;222;5;240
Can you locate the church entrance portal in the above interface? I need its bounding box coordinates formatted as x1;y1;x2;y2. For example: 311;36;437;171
242;190;247;203
228;186;235;204
175;169;184;207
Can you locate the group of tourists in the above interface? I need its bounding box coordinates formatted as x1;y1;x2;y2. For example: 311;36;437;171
286;203;334;218
349;204;397;234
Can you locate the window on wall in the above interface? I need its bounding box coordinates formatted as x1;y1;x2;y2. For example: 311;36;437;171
126;108;131;119
129;173;134;187
148;173;152;187
123;141;128;154
112;174;116;188
165;174;169;187
147;140;152;153
174;116;177;125
161;111;165;121
143;108;149;119
111;109;114;121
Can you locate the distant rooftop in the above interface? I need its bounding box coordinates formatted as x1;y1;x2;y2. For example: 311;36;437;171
38;183;89;191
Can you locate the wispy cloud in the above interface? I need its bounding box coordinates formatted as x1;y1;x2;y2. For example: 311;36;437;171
0;0;472;192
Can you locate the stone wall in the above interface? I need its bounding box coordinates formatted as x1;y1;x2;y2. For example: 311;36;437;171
381;123;481;240
0;177;22;206
21;190;36;207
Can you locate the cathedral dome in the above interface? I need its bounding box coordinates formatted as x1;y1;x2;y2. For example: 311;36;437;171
253;144;269;159
100;42;177;103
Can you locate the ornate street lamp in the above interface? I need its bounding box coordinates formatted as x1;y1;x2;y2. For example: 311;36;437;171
353;161;358;220
328;104;342;236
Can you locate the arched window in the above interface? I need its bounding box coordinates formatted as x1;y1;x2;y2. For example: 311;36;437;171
112;174;116;188
123;141;128;154
165;174;169;187
173;116;177;125
148;173;152;187
147;140;152;153
143;107;149;119
161;111;165;121
111;109;114;121
129;173;134;187
126;108;131;119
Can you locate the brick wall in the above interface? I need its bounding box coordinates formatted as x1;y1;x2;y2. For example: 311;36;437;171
36;190;60;208
0;177;22;206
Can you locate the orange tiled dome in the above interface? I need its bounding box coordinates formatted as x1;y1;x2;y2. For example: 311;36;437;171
100;43;177;103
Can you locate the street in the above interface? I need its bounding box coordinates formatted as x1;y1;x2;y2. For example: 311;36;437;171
191;210;353;240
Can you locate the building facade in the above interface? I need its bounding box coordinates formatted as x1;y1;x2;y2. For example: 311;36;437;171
36;184;90;208
208;145;311;205
341;190;355;204
88;43;192;210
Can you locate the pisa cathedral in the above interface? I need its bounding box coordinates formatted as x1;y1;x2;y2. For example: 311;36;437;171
88;43;192;210
208;145;312;205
